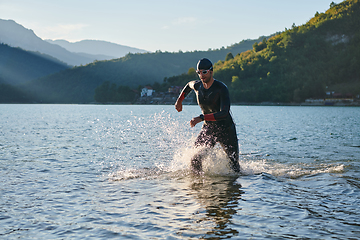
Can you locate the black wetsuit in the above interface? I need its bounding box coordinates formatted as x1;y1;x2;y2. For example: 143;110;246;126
178;79;240;172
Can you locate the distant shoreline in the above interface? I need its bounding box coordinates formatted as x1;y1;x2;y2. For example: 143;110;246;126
1;101;359;106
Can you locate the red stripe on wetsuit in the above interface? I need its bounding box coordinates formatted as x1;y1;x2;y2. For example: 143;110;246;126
178;91;186;102
204;114;216;121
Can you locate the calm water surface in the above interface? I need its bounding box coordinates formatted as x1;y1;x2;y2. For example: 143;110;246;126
0;104;359;239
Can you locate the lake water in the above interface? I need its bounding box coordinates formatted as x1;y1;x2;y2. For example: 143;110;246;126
0;104;359;239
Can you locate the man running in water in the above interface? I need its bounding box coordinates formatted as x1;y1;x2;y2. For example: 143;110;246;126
175;58;240;174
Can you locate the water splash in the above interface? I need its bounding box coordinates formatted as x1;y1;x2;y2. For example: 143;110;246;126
238;157;345;179
170;144;236;175
107;109;346;181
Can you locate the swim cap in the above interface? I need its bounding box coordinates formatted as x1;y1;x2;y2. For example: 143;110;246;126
197;58;213;70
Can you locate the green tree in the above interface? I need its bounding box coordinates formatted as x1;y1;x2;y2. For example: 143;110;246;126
252;42;259;52
94;81;110;103
187;67;196;76
94;81;137;103
225;52;234;61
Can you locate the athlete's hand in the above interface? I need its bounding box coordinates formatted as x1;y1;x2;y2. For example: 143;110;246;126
190;117;202;127
175;100;183;112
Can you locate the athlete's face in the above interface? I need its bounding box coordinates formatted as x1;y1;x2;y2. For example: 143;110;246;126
197;69;212;83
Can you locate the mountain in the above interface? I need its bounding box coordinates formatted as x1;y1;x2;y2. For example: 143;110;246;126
21;37;265;103
23;0;360;104
0;43;69;85
45;39;148;60
0;19;146;66
0;19;96;66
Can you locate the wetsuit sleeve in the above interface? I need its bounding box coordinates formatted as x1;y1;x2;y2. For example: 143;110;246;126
177;81;196;102
203;84;231;121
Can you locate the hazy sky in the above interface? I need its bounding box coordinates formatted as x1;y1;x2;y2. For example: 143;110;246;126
0;0;338;52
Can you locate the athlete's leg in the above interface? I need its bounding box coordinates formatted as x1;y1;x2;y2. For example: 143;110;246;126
191;125;216;174
219;124;240;172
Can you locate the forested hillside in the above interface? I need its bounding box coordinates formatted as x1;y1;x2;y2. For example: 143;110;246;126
93;0;360;104
21;37;264;103
0;43;69;85
0;43;70;103
211;0;360;103
0;79;33;103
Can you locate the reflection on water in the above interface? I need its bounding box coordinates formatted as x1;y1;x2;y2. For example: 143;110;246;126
187;175;243;238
